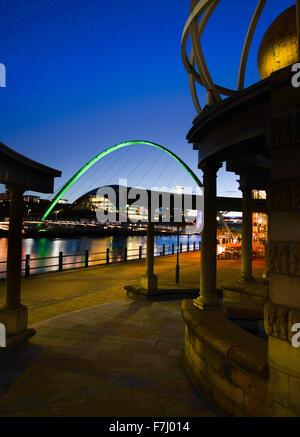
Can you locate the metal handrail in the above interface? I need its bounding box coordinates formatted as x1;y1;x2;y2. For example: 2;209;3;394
0;242;203;279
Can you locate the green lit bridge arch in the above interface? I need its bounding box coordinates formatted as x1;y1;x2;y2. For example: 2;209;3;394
41;140;204;222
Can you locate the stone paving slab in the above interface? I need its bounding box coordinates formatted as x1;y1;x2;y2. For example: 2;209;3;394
0;299;218;417
0;254;265;417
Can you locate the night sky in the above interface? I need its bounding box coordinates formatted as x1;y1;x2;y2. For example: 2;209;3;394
0;0;295;202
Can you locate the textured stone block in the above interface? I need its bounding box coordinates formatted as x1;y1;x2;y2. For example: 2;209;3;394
271;180;290;210
230;365;267;401
288;308;300;342
200;342;228;376
186;359;244;417
228;342;268;379
288;375;300;414
272;401;294;417
188;346;207;374
268;336;300;378
244;393;268;417
0;304;28;335
271;212;300;242
206;365;244;407
268;366;289;407
270;275;300;310
290;179;300;209
264;302;289;340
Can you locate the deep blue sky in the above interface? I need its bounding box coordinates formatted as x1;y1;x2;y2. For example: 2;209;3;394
0;0;295;201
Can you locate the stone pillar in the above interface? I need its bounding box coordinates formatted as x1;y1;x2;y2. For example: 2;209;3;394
140;222;158;292
240;186;254;281
0;186;28;335
194;161;221;311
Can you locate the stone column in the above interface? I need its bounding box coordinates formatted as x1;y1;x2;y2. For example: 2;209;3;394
240;186;254;281
140;222;158;292
0;186;28;335
194;161;221;311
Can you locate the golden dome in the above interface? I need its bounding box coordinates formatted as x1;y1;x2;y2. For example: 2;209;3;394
258;5;298;79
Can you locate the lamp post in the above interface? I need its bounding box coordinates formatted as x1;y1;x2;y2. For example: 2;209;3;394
176;224;180;283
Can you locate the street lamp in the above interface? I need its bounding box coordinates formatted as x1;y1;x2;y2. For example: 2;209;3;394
176;224;180;283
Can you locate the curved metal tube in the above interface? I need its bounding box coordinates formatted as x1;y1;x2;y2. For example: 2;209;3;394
237;0;267;91
182;0;235;113
182;0;269;113
190;0;221;104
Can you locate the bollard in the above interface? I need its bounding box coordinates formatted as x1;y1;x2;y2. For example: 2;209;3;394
193;241;196;251
172;243;175;255
106;248;110;264
180;242;183;253
124;247;127;262
176;263;180;283
25;254;30;277
85;250;89;268
162;244;165;256
139;245;142;260
58;251;63;272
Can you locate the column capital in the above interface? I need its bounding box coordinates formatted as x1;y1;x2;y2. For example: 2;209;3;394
239;186;253;197
264;302;300;342
199;160;222;174
238;171;268;194
6;185;25;195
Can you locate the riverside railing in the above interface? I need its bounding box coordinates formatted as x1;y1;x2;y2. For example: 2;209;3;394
0;241;202;279
0;241;265;279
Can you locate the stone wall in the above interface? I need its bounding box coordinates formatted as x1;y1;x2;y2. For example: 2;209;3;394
181;299;269;416
221;279;268;306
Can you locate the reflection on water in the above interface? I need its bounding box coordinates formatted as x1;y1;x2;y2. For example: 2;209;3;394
0;234;201;277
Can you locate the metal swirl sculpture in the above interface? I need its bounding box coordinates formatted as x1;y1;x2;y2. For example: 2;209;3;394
181;0;270;114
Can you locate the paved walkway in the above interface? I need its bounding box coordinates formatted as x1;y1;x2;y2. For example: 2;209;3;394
0;299;218;417
0;252;265;325
0;253;265;417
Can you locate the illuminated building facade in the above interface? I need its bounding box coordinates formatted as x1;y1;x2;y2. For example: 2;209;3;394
252;190;268;254
72;185;200;225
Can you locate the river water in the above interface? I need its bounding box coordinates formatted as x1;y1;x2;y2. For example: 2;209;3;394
0;234;201;278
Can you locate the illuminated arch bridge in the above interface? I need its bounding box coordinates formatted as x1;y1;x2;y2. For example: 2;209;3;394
41;140;204;222
73;184;203;224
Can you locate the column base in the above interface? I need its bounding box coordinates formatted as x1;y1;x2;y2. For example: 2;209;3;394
140;273;158;293
239;275;255;283
0;328;35;359
0;304;28;336
193;295;223;312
